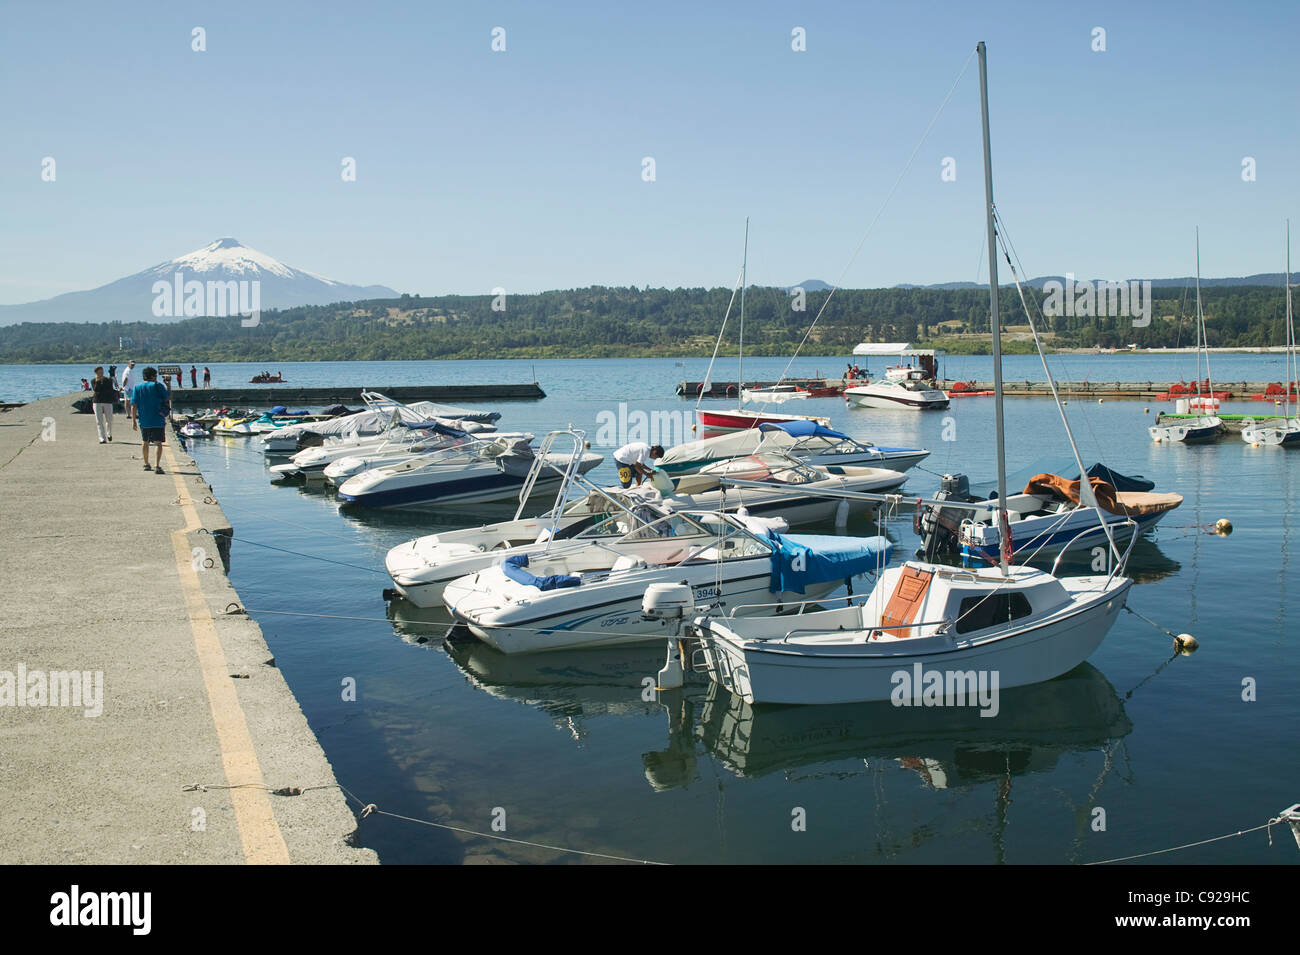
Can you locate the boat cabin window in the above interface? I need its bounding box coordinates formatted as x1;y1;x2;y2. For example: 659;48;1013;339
954;592;1034;634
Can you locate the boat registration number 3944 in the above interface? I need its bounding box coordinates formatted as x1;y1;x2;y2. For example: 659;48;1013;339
694;586;719;600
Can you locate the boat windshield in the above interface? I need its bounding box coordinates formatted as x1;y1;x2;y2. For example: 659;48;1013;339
620;512;714;542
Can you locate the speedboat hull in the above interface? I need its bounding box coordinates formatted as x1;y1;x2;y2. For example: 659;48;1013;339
446;558;843;654
845;383;950;410
697;408;831;432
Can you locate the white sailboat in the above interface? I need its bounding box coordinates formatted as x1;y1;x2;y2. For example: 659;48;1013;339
1242;220;1300;447
656;42;1134;706
696;220;831;433
1149;231;1224;443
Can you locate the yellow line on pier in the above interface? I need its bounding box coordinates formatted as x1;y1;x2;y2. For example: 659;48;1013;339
164;443;290;864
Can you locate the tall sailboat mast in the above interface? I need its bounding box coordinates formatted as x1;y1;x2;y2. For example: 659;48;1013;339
1287;219;1294;419
738;217;748;400
977;41;1009;578
1195;228;1206;401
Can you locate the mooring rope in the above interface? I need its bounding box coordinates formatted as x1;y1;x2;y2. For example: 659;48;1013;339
335;783;668;865
211;531;388;574
1086;807;1299;864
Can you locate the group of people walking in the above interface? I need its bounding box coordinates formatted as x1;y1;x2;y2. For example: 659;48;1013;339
87;362;211;471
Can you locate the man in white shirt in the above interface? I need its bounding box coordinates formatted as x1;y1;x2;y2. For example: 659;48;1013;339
120;360;136;411
613;441;664;488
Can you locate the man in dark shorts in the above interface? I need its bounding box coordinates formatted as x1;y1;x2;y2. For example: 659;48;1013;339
130;366;171;474
613;441;664;488
190;365;198;388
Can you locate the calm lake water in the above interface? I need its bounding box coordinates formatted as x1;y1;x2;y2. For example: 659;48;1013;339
6;355;1297;864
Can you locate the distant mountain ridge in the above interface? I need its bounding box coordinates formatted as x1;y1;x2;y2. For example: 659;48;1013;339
893;273;1289;290
0;238;397;326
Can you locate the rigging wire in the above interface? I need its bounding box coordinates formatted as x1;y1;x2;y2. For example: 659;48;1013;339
775;47;979;388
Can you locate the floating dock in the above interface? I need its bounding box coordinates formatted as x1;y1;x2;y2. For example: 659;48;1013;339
945;380;1281;399
1154;413;1266;433
678;379;842;398
166;382;545;409
0;393;376;864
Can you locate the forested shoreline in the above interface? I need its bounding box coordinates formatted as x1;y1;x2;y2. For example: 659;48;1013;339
0;284;1291;363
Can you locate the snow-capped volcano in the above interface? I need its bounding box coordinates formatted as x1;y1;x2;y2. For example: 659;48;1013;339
0;238;397;325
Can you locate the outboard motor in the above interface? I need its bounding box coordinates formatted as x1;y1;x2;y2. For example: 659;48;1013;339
644;583;696;691
918;473;972;561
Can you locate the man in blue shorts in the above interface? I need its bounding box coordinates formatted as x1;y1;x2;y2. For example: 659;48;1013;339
130;366;171;474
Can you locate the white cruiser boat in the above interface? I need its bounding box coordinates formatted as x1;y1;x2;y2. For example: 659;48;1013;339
443;509;892;654
658;420;929;477
337;435;603;510
845;369;949;411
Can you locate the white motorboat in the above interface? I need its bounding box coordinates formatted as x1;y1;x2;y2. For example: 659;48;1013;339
321;429;523;485
845;374;950;411
1243;221;1300;448
269;420;471;479
385;440;901;608
1150;232;1224;443
443;509;892;654
385;432;797;608
740;384;810;403
337;434;603;510
917;464;1181;565
658;419;929;477
668;452;908;525
662;42;1134;707
260;393;499;453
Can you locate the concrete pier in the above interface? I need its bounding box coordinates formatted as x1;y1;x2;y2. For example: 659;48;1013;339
0;394;376;864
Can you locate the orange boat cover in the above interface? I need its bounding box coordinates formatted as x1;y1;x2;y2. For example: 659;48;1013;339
1022;473;1183;518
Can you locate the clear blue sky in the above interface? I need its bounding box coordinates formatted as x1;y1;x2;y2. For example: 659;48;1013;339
1;0;1296;304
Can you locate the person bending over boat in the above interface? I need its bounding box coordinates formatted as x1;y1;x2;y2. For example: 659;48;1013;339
130;367;171;474
613;441;664;488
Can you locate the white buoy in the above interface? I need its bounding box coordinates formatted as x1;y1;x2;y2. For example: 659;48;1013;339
1215;518;1233;535
1174;633;1199;654
835;498;850;530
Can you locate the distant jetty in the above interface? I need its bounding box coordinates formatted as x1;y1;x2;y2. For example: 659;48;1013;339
165;382;545;408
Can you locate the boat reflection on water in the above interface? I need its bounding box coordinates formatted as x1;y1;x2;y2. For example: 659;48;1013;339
676;663;1131;788
1025;536;1181;585
429;614;1131;806
442;638;667;738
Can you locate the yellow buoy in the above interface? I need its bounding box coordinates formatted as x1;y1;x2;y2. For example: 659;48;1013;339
1144;407;1149;413
1174;633;1199;654
1215;518;1233;535
690;424;697;432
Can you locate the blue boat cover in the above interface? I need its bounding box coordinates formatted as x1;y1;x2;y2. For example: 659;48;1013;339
766;533;892;594
270;405;287;415
759;420;852;441
1084;463;1154;492
398;420;470;437
503;553;581;591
